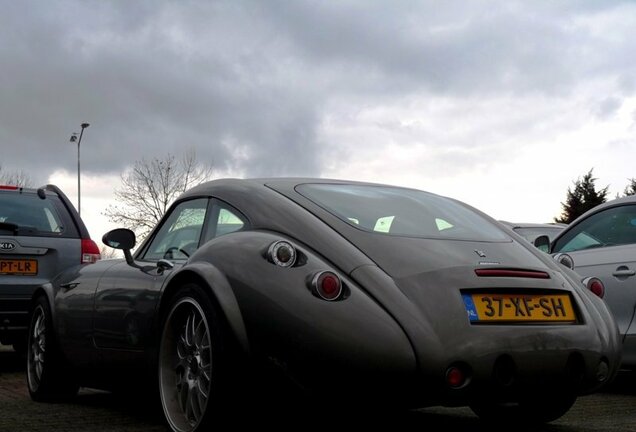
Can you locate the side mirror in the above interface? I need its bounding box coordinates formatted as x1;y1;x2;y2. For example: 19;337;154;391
102;228;136;250
533;235;550;253
102;228;139;268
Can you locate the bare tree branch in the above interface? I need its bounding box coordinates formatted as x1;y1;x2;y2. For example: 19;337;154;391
103;150;213;240
0;165;32;187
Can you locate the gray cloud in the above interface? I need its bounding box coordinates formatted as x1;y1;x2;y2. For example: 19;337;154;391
1;0;635;185
595;97;622;119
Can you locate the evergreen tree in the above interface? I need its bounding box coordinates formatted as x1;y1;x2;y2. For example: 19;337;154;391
623;178;636;196
555;169;608;223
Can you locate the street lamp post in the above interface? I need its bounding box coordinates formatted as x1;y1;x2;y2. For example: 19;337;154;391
69;123;90;216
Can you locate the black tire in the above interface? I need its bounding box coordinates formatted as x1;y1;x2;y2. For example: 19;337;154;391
158;284;230;432
26;296;79;402
471;391;577;424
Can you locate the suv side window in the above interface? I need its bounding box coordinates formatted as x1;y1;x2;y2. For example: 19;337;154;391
553;204;636;253
142;198;209;261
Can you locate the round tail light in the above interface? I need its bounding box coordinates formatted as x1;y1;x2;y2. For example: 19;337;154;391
268;241;296;268
583;277;605;298
311;271;342;301
446;366;467;388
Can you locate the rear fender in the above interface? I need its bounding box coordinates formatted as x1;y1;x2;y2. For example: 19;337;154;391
159;261;249;354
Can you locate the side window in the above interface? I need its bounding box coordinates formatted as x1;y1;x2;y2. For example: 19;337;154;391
143;198;209;261
554;205;636;253
202;202;246;241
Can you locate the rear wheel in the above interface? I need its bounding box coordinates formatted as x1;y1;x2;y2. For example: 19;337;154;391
158;284;230;432
26;296;79;401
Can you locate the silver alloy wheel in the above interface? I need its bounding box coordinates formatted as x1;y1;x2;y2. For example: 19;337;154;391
27;305;46;392
160;297;213;432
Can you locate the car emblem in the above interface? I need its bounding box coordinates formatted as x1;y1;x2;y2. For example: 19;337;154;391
0;241;16;251
474;250;487;258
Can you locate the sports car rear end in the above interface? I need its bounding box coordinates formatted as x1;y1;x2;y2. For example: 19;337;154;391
281;181;621;418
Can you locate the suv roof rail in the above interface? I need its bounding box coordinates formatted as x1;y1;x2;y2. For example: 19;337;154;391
37;183;92;239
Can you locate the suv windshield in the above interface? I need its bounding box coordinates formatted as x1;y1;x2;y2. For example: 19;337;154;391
0;192;66;235
297;183;508;242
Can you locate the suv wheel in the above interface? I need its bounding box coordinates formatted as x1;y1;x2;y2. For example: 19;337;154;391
27;296;79;401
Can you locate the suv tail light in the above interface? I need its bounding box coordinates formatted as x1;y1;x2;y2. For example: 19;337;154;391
0;185;19;190
81;238;101;264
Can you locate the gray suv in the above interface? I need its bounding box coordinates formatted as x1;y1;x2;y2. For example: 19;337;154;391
0;184;100;351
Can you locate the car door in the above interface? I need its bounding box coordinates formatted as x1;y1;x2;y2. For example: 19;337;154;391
552;203;636;345
92;198;211;364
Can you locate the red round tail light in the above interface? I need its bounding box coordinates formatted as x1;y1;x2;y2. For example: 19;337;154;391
311;271;342;301
446;366;466;388
583;277;605;298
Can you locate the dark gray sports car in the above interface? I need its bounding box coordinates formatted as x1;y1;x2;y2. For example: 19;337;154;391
26;178;620;431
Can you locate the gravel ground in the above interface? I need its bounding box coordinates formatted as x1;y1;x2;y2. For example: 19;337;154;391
1;343;635;432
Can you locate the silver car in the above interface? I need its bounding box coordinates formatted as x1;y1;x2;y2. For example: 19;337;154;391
548;195;636;369
25;179;620;429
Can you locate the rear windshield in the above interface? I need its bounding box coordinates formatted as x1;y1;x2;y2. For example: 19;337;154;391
0;192;70;237
296;184;509;242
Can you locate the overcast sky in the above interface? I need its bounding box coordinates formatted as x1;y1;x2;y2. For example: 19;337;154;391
2;1;636;239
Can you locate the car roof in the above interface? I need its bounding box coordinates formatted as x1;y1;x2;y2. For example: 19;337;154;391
178;177;426;200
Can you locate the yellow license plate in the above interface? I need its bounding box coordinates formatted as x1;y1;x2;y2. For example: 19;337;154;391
0;259;38;275
463;293;576;323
